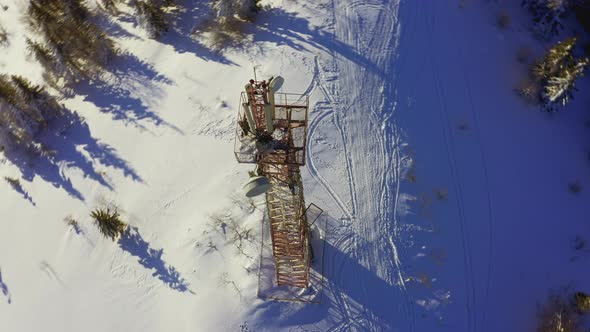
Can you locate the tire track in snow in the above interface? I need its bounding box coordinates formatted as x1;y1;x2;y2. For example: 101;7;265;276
307;108;354;220
426;4;477;329
450;13;495;331
305;0;417;330
306;57;355;220
307;52;378;330
426;3;495;330
328;0;416;330
432;64;477;332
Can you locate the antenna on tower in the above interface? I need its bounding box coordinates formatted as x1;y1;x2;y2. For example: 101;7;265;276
253;65;259;82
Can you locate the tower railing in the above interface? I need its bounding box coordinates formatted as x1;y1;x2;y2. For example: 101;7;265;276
234;92;309;166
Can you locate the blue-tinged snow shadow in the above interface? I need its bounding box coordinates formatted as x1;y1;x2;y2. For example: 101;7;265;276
249;7;384;77
0;268;12;304
76;52;183;134
6;111;143;201
252;214;407;332
155;1;236;65
118;226;192;293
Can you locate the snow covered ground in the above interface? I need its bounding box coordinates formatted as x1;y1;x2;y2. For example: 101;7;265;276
1;0;589;331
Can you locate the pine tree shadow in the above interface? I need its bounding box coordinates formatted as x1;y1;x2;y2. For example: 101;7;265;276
5;111;143;201
75;52;183;134
160;1;236;65
4;179;36;206
118;226;192;293
0;268;12;304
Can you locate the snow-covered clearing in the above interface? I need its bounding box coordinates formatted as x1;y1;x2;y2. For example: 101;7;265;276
1;0;589;331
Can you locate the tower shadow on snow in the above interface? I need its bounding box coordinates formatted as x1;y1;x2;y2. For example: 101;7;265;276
252;213;406;331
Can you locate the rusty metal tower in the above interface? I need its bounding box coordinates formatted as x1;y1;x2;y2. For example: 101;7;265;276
234;75;311;288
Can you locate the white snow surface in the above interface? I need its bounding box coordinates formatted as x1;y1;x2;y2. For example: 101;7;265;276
1;0;590;331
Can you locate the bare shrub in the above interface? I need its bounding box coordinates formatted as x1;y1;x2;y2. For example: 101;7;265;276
517;47;532;63
239;323;252;332
64;215;83;234
91;207;127;241
208;213;254;259
573;236;586;251
218;272;242;298
230;192;257;213
457;121;470;131
0;24;7;46
568;182;582;194
435;188;448;200
517;78;542;105
195;0;263;52
497;11;511;29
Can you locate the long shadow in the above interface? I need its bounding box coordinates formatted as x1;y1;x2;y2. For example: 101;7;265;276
0;268;12;304
75;52;182;134
6;111;143;201
248;7;384;78
252;214;405;331
4;179;36;206
150;1;236;65
118;226;192;293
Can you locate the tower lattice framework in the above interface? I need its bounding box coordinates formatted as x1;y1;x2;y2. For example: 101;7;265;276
234;77;311;288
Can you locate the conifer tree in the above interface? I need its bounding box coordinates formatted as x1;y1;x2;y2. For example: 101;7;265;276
135;1;170;38
236;0;260;21
213;0;260;22
26;0;117;85
0;24;7;46
522;0;571;38
0;75;63;148
534;37;576;79
91;207;127;241
533;37;589;108
100;0;121;15
543;55;588;106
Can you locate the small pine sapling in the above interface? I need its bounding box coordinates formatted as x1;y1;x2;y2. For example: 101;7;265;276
517;46;531;63
4;176;21;191
0;24;7;46
91;207;127;241
497;11;511;29
568;181;582;194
